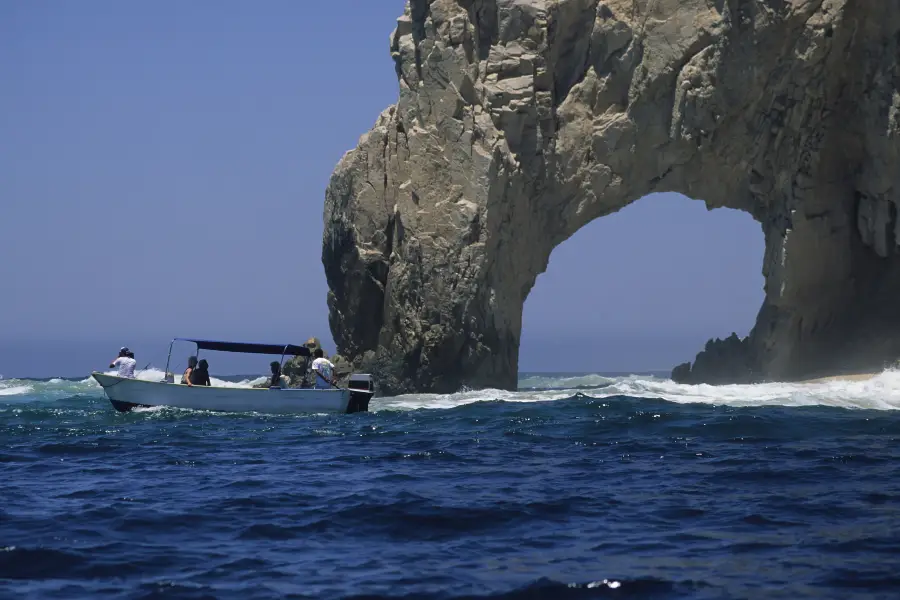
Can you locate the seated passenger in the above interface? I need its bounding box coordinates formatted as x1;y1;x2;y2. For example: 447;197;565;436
268;361;290;388
190;359;211;386
311;348;336;389
182;356;198;385
295;356;312;388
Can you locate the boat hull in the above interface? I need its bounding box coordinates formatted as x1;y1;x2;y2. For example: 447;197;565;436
92;373;368;414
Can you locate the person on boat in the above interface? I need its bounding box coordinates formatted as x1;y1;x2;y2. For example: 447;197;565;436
269;361;290;388
190;359;212;386
181;356;198;385
311;348;336;389
109;347;136;379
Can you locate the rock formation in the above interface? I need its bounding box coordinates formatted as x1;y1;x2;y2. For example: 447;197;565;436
672;332;754;385
323;0;900;394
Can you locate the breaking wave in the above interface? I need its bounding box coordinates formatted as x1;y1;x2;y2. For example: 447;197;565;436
378;369;900;412
3;368;900;411
0;384;33;397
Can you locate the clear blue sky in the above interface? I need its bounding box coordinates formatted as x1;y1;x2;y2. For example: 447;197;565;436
0;1;763;378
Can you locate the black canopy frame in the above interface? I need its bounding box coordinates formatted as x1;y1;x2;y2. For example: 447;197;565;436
163;338;311;382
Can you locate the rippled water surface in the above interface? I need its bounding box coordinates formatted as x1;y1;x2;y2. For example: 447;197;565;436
2;372;900;599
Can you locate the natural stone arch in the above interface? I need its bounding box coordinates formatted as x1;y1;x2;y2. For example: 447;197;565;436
323;0;900;395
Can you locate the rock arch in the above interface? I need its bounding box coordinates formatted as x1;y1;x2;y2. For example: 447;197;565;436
323;0;900;395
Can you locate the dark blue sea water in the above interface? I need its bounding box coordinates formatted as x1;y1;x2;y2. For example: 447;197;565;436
2;372;900;599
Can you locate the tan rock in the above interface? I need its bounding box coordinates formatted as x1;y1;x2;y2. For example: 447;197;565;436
323;0;900;394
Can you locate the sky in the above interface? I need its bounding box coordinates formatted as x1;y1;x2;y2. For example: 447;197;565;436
0;1;764;378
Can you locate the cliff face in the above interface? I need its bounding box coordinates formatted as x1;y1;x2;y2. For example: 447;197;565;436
323;0;900;394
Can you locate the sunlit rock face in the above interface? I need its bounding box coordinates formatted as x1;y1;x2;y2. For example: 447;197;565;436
323;0;900;394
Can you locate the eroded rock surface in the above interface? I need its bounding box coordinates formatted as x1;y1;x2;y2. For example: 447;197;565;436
324;0;900;394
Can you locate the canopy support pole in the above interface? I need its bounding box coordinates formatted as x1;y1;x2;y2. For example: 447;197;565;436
164;339;175;381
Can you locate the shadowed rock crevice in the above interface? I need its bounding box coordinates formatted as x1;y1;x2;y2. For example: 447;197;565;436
324;0;900;394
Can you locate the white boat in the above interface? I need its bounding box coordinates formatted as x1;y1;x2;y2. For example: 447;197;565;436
92;338;374;415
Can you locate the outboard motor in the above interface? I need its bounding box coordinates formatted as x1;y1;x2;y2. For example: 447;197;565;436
346;374;375;413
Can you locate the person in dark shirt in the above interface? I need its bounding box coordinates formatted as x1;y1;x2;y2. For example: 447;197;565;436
181;356;198;385
190;359;211;386
269;361;289;388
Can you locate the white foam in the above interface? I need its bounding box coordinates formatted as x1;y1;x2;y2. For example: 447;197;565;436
135;368;167;382
593;370;900;410
5;368;900;412
374;370;900;412
210;375;268;388
518;373;614;389
377;386;596;412
0;385;32;396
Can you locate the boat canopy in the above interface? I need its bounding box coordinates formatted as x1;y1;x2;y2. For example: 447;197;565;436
174;338;312;357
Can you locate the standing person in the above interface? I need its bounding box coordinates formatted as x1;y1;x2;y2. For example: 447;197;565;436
109;347;136;379
310;348;336;389
190;359;211;387
126;350;140;375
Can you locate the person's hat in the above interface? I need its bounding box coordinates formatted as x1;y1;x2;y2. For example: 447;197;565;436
120;346;130;353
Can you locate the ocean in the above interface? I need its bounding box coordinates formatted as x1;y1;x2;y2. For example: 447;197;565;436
2;370;899;599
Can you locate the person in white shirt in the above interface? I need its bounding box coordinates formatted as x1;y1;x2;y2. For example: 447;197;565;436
110;347;137;379
310;348;336;389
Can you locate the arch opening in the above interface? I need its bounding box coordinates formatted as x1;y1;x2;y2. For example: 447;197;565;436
520;193;764;377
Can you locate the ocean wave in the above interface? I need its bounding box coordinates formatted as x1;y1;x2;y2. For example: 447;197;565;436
593;370;900;411
4;369;900;412
0;384;33;396
518;373;615;390
2;370;898;600
378;369;900;412
337;576;706;599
